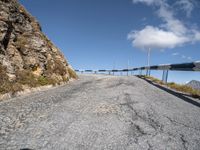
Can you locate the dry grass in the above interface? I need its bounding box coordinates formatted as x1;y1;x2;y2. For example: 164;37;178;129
45;59;67;76
0;60;77;95
68;68;78;79
0;64;23;94
0;65;57;95
16;69;38;87
167;82;200;98
143;76;165;85
140;75;200;99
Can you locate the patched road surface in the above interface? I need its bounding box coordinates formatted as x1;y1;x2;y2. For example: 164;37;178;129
0;74;200;150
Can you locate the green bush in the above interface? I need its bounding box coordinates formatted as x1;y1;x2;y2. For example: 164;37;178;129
37;76;57;86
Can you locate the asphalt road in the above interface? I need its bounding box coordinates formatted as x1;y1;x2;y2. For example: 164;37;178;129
0;74;200;150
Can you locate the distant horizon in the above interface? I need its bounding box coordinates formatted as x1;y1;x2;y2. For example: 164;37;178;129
20;0;200;83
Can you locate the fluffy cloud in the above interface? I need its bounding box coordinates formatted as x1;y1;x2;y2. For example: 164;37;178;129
129;0;200;50
128;26;189;49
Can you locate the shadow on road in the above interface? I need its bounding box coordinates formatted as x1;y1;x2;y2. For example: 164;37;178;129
138;76;200;108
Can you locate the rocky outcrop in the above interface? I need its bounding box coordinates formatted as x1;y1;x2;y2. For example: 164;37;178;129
0;0;77;95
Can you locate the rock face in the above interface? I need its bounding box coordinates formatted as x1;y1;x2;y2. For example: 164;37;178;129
186;80;200;90
0;0;77;94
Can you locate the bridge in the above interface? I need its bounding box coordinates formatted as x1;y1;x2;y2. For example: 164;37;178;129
0;62;200;149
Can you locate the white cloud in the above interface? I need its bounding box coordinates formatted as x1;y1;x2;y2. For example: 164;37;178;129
172;52;192;61
182;55;186;59
172;52;179;56
128;26;189;49
129;0;199;50
141;17;146;21
194;31;200;41
175;0;194;17
132;0;160;5
158;5;188;35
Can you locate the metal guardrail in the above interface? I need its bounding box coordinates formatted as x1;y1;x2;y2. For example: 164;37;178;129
75;61;200;83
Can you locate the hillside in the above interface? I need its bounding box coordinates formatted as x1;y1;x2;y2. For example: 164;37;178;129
0;0;77;95
186;80;200;90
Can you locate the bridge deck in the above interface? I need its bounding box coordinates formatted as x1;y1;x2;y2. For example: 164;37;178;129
0;74;200;149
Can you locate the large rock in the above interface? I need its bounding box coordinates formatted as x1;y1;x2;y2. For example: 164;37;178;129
0;0;77;85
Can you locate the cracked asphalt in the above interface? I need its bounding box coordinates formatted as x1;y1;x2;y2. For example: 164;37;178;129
0;74;200;150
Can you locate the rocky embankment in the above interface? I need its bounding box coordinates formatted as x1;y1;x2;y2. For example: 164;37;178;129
0;0;77;97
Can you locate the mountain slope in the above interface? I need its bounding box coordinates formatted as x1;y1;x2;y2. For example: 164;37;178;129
186;80;200;90
0;0;77;95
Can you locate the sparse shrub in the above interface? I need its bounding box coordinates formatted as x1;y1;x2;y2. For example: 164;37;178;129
37;76;57;86
0;65;23;94
167;82;200;98
16;69;38;87
0;64;8;83
62;76;69;82
68;68;78;79
54;59;67;76
10;82;23;93
0;60;76;96
37;76;49;86
45;59;67;76
0;64;10;94
141;75;200;99
41;34;53;48
15;35;28;51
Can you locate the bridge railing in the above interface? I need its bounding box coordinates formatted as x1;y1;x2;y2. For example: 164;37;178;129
75;61;200;83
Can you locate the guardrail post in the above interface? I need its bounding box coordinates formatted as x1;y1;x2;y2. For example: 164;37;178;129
140;69;142;75
162;70;169;83
147;69;151;76
146;69;151;76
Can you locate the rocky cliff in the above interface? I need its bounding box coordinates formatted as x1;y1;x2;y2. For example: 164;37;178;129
0;0;77;95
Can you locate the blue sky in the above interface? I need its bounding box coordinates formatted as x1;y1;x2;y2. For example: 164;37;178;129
19;0;200;83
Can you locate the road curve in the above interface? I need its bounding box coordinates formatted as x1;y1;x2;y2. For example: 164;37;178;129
0;74;200;150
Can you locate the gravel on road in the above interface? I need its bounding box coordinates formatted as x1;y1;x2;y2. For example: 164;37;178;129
0;74;200;150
